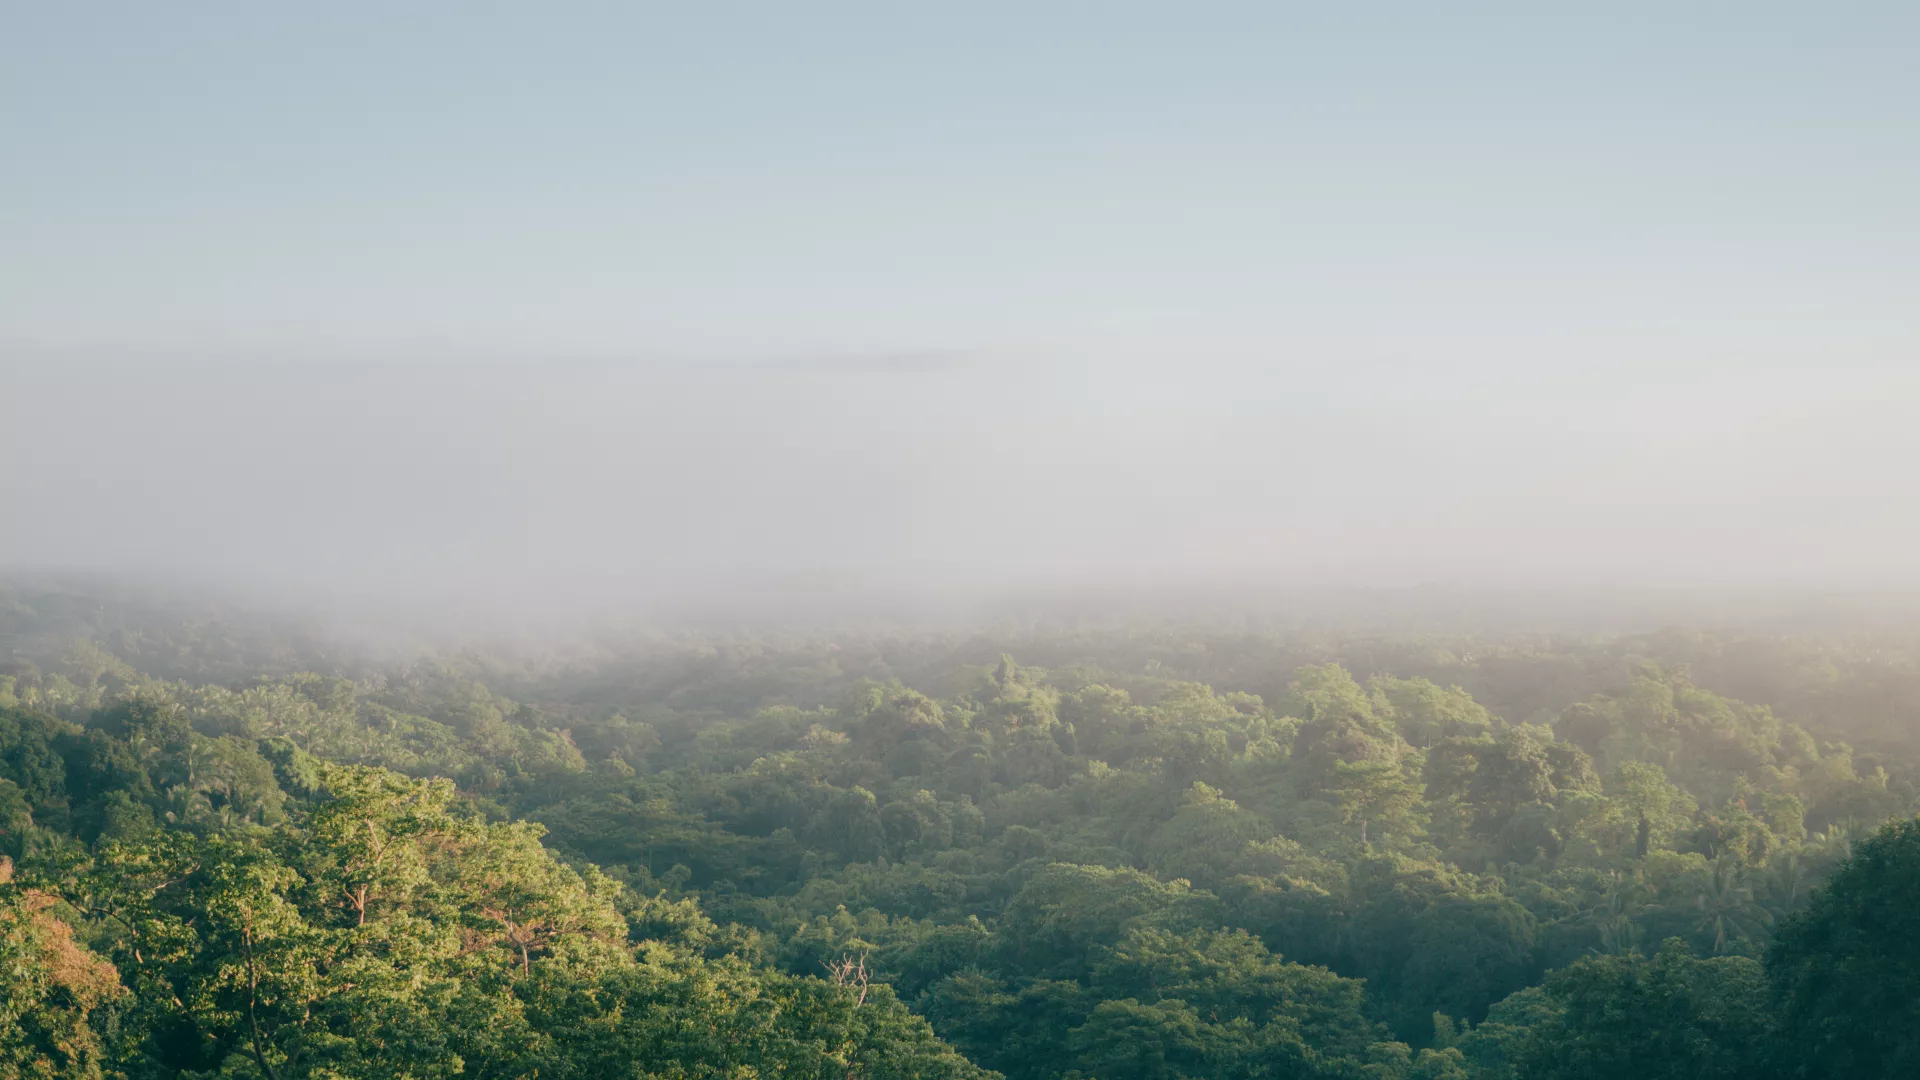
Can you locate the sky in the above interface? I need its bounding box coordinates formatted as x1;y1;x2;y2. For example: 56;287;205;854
4;4;1918;623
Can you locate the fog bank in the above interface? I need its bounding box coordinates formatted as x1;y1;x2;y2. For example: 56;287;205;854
7;343;1918;633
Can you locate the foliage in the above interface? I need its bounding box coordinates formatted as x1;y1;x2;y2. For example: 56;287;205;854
9;587;1920;1077
1767;816;1920;1077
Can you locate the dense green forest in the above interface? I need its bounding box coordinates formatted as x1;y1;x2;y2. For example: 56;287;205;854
7;579;1920;1078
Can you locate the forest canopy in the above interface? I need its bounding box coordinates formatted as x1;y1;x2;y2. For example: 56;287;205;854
6;580;1920;1079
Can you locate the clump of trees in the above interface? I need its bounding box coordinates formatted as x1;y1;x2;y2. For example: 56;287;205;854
0;759;983;1080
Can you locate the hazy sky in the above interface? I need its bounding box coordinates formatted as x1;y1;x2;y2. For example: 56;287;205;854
5;4;1918;619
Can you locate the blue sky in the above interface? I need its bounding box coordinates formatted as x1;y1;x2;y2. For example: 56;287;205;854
4;4;1918;607
7;4;1914;360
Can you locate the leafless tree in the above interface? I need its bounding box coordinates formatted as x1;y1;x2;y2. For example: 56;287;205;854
824;951;870;1006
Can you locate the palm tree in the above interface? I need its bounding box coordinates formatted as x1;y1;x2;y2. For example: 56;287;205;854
1589;871;1651;957
1692;857;1773;954
1764;851;1810;916
1595;911;1645;957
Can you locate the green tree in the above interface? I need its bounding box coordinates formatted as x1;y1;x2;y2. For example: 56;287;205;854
1768;816;1920;1078
0;860;126;1080
1512;940;1774;1080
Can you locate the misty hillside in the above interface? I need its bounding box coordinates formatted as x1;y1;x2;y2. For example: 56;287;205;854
7;584;1920;1078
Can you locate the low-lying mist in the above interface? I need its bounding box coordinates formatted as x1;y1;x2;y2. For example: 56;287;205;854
6;342;1919;639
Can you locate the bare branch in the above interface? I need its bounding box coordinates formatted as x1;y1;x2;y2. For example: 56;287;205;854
823;951;871;1006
